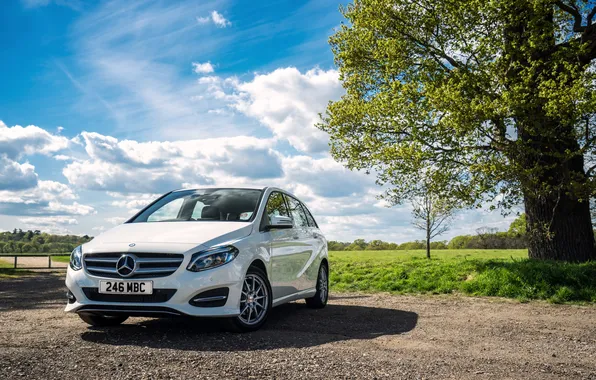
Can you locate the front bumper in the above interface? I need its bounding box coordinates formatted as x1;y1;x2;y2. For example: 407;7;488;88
64;259;246;317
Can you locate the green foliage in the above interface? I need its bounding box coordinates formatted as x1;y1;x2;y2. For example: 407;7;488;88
320;0;596;207
329;239;445;251
508;214;527;237
0;229;92;253
329;250;596;303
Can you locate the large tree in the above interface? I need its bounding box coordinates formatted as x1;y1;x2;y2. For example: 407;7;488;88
319;0;596;262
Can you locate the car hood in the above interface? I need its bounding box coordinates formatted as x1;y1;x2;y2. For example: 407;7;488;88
84;222;254;254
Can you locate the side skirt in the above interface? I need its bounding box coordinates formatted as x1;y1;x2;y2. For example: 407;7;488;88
272;288;316;307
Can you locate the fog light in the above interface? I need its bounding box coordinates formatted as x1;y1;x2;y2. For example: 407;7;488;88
66;290;76;304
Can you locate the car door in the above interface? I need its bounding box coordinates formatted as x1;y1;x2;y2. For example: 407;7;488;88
262;191;303;301
301;201;326;288
284;195;317;292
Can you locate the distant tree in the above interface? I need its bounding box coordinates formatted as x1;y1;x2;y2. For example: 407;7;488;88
398;240;426;250
328;240;350;251
346;239;368;251
411;192;454;259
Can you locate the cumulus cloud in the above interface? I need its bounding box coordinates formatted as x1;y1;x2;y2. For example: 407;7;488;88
197;11;231;27
107;192;160;211
0;180;94;216
0;121;69;160
199;68;344;153
18;216;79;234
192;61;214;74
63;132;282;193
0;156;38;190
105;216;127;225
281;156;369;198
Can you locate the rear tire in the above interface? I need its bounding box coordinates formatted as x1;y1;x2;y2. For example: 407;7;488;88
305;263;328;309
223;266;272;333
78;313;128;327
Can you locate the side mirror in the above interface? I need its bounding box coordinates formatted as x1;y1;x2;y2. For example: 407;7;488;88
265;215;293;230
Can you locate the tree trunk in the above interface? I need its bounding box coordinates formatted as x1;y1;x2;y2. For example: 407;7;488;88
524;184;595;262
520;125;596;262
426;235;431;259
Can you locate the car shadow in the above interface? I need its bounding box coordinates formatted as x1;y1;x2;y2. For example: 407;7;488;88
80;302;418;351
0;272;66;312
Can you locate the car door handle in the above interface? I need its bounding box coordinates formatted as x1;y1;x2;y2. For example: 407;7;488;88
293;235;300;240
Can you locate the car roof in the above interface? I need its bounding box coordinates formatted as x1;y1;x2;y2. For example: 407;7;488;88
170;186;301;201
171;186;267;192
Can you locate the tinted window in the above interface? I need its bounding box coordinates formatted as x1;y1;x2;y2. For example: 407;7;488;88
131;188;262;223
302;204;318;228
265;192;290;224
286;195;309;228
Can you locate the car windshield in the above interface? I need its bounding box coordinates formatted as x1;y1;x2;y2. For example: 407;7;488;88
130;188;263;223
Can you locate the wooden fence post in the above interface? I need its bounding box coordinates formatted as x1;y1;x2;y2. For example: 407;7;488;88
48;256;52;269
14;256;17;269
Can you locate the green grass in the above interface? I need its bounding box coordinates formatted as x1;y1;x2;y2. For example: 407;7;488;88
329;249;596;303
51;255;70;263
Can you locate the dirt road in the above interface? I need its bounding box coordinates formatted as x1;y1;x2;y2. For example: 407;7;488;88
0;273;594;379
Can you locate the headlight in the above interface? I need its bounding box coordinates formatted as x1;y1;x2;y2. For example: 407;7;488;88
187;245;239;272
70;245;83;271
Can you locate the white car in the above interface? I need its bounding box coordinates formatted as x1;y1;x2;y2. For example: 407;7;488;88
65;187;329;332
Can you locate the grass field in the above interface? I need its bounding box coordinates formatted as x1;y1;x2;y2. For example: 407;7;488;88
2;249;595;304
329;249;596;303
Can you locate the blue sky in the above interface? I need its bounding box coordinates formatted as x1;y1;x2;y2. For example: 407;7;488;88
0;0;515;241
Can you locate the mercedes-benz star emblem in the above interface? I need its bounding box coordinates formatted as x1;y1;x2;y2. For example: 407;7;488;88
116;254;137;277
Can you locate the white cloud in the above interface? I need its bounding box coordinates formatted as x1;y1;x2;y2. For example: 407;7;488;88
200;68;344;153
0;180;94;217
53;154;75;161
63;131;282;193
107;192;160;211
105;216;127;225
192;61;215;74
0;156;38;190
0;121;69;160
18;216;79;234
197;11;231;28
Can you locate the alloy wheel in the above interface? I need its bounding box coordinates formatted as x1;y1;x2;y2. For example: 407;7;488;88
239;273;269;325
319;266;328;303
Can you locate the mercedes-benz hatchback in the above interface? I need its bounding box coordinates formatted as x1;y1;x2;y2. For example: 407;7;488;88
65;187;328;332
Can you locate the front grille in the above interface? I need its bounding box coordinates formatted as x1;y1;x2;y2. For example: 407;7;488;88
82;287;177;303
83;252;184;279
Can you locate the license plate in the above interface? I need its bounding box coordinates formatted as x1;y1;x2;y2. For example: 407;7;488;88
99;280;153;295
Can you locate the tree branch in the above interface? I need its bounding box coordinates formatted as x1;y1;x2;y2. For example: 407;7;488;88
555;1;586;32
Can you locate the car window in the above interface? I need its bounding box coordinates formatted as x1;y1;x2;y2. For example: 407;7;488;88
265;192;289;224
132;188;262;223
147;198;184;222
302;203;318;228
285;195;309;228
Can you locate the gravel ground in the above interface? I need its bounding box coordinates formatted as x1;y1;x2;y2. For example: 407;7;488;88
0;273;595;380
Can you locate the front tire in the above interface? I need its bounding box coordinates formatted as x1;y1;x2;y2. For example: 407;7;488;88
223;266;272;332
78;313;128;327
305;263;328;309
